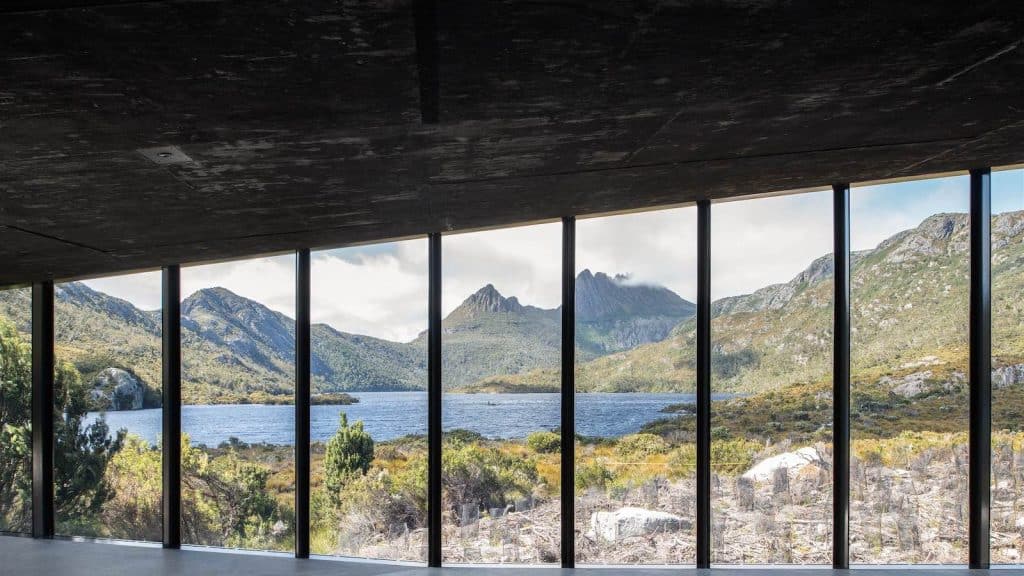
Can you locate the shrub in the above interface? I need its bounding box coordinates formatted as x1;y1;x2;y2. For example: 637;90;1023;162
668;444;697;478
442;442;538;514
445;429;484;445
574;461;613;494
325;413;374;498
614;433;669;459
526;431;561;454
711;439;762;475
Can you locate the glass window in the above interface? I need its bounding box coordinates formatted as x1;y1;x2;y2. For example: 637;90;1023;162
310;239;428;561
0;287;32;534
53;273;162;541
991;167;1024;565
710;192;834;565
180;255;295;552
441;222;561;564
574;207;698;565
850;175;969;564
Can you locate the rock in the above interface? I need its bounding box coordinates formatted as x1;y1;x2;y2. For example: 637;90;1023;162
92;367;146;410
885;371;932;398
743;447;822;482
992;364;1024;389
590;507;689;541
271;520;287;537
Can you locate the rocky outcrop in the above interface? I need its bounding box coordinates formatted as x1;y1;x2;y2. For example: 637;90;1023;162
878;369;964;399
576;269;694;321
993;364;1024;389
590;507;689;541
576;269;695;353
90;367;146;410
742;447;823;482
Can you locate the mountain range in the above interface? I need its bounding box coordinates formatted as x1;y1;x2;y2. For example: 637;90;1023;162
2;210;1022;409
0;265;696;407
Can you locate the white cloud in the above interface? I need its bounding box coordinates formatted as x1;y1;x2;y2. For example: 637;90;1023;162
577;208;698;301
311;240;428;342
442;222;563;313
81;175;976;343
80;271;162;310
711;191;834;298
850;175;969;251
180;255;298;319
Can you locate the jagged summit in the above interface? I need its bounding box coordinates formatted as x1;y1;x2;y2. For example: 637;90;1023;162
710;211;1024;317
7;209;1024;398
576;268;694;322
455;284;525;316
182;286;253;316
57;281;157;329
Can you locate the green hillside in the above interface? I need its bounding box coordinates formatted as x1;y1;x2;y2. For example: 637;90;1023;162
488;211;1024;396
3;210;1020;408
0;268;694;406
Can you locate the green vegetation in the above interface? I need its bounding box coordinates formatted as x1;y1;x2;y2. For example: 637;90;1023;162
324;413;375;497
526;431;561;454
456;377;559;394
311;393;358;406
614;433;669;459
0;317;32;532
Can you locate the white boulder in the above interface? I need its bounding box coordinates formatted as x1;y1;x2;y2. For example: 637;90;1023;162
742;447;822;482
590;507;688;541
92;367;146;410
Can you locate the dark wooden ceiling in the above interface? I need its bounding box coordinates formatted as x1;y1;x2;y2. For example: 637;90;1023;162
1;0;1022;284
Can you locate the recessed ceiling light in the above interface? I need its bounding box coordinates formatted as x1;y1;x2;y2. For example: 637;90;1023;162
138;146;192;165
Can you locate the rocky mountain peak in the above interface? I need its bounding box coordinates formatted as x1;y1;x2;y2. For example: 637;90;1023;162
458;284;524;315
576;269;694;322
182;287;255;317
56;281;157;329
877;213;969;262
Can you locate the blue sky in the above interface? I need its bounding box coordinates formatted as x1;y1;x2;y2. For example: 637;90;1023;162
82;169;1023;341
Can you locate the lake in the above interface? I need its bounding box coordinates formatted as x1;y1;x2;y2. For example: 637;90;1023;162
86;392;723;447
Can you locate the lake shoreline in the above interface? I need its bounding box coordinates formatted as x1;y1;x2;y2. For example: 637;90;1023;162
87;392;715;447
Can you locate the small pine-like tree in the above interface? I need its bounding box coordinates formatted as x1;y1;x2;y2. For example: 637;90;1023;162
324;413;374;498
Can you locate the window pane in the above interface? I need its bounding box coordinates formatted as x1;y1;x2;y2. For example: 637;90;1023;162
441;223;561;564
992;167;1024;565
180;255;295;552
850;176;969;564
53;273;162;541
574;208;698;565
0;287;32;534
710;192;833;564
310;239;428;561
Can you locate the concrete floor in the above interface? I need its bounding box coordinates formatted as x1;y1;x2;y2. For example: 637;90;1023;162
0;536;1008;575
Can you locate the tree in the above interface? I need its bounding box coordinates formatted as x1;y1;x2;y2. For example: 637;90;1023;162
2;310;128;536
53;358;125;532
324;413;374;498
0;318;32;531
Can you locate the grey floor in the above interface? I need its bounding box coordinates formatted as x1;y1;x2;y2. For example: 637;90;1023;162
0;536;1010;575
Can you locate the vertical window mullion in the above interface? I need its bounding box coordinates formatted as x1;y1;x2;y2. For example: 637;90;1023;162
31;281;54;539
162;265;181;549
832;184;851;568
295;250;311;558
696;200;711;568
560;216;576;568
969;168;992;568
428;232;443;567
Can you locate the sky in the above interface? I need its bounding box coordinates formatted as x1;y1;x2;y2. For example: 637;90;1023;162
82;170;1024;342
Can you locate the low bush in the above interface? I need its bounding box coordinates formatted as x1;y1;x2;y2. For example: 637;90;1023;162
574;461;613;493
526;431;561;454
711;439;762;475
442;441;539;514
614;433;669;459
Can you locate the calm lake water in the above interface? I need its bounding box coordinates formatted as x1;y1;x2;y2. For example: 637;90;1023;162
86;392;723;447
